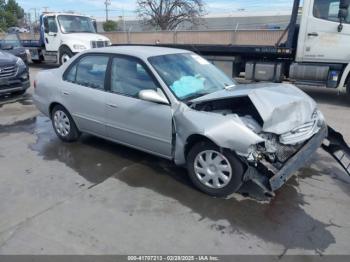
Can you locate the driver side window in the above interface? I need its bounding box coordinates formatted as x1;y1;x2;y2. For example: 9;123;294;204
110;56;160;98
47;16;58;33
313;0;350;23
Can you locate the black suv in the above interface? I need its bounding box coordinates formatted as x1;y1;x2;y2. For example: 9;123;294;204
0;50;30;96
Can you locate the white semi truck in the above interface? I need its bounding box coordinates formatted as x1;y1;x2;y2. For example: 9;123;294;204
162;0;350;99
22;12;111;65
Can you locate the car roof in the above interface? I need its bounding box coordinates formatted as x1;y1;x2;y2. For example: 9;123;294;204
90;45;192;59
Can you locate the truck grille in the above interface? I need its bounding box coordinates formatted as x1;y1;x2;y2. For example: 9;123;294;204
91;41;109;48
0;65;17;78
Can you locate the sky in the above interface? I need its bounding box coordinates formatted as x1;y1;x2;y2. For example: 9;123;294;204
17;0;297;20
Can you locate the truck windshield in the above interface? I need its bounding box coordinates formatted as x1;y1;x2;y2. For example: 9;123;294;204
57;15;96;33
148;53;236;101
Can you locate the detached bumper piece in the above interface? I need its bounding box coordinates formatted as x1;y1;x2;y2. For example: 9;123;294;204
322;126;350;177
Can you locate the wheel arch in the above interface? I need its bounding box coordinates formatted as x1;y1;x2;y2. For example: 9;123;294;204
59;44;72;54
49;102;67;119
338;64;350;93
184;134;217;159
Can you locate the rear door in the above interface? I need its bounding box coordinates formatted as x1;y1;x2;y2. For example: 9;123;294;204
105;55;173;158
61;54;110;136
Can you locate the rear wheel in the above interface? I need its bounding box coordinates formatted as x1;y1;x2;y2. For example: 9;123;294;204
51;105;80;142
186;141;244;197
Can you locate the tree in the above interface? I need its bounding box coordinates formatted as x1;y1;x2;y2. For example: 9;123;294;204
136;0;206;30
103;20;118;31
6;0;24;19
0;0;24;31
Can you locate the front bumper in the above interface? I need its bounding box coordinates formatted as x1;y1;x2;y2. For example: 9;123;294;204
245;123;328;193
269;123;328;191
0;69;30;95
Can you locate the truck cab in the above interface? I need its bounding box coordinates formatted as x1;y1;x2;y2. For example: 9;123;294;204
294;0;350;93
25;13;111;65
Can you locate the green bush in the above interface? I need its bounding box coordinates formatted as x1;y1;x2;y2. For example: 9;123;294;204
103;20;118;32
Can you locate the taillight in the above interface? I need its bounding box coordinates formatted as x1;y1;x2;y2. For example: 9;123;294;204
33;80;37;89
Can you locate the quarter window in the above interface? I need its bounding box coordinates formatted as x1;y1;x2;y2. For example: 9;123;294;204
64;55;109;90
110;56;159;98
313;0;350;23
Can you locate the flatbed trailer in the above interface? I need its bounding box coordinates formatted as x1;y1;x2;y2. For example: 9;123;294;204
121;0;350;98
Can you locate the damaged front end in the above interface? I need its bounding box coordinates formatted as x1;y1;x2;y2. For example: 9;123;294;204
242;110;328;196
187;84;350;196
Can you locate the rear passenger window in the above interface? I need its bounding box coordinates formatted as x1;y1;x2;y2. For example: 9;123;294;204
64;55;109;90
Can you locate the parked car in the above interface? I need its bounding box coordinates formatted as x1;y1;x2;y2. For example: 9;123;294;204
0;33;28;64
33;46;346;197
7;27;29;33
0;50;30;96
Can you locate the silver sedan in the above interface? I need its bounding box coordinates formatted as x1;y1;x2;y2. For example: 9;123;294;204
33;46;339;197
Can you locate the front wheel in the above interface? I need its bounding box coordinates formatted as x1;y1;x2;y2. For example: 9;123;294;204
186;141;244;197
51;105;80;142
59;47;73;65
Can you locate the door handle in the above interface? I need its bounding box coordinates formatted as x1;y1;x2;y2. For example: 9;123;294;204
63;91;70;96
107;103;118;108
308;32;319;37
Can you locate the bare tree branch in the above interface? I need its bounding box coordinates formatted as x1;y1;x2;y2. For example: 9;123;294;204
136;0;206;30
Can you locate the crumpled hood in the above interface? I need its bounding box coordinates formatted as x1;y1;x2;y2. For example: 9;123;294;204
191;83;317;134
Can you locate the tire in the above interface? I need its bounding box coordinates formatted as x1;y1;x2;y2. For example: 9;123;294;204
59;46;73;65
51;105;80;142
186;141;244;197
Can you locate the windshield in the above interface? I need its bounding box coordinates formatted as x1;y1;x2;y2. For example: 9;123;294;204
0;34;22;48
58;15;96;33
148;53;236;101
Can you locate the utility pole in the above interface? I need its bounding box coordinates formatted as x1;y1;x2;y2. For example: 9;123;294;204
104;0;111;22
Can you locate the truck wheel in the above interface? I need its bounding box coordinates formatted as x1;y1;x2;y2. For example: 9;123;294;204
59;47;73;65
51;105;80;142
186;141;244;197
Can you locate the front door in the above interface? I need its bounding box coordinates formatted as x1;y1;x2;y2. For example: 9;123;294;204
298;0;350;63
105;55;173;158
44;16;61;52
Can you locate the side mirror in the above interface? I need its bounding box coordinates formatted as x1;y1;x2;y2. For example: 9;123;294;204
43;19;49;34
339;8;349;19
338;1;350;32
340;0;350;9
92;20;97;32
139;89;169;105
